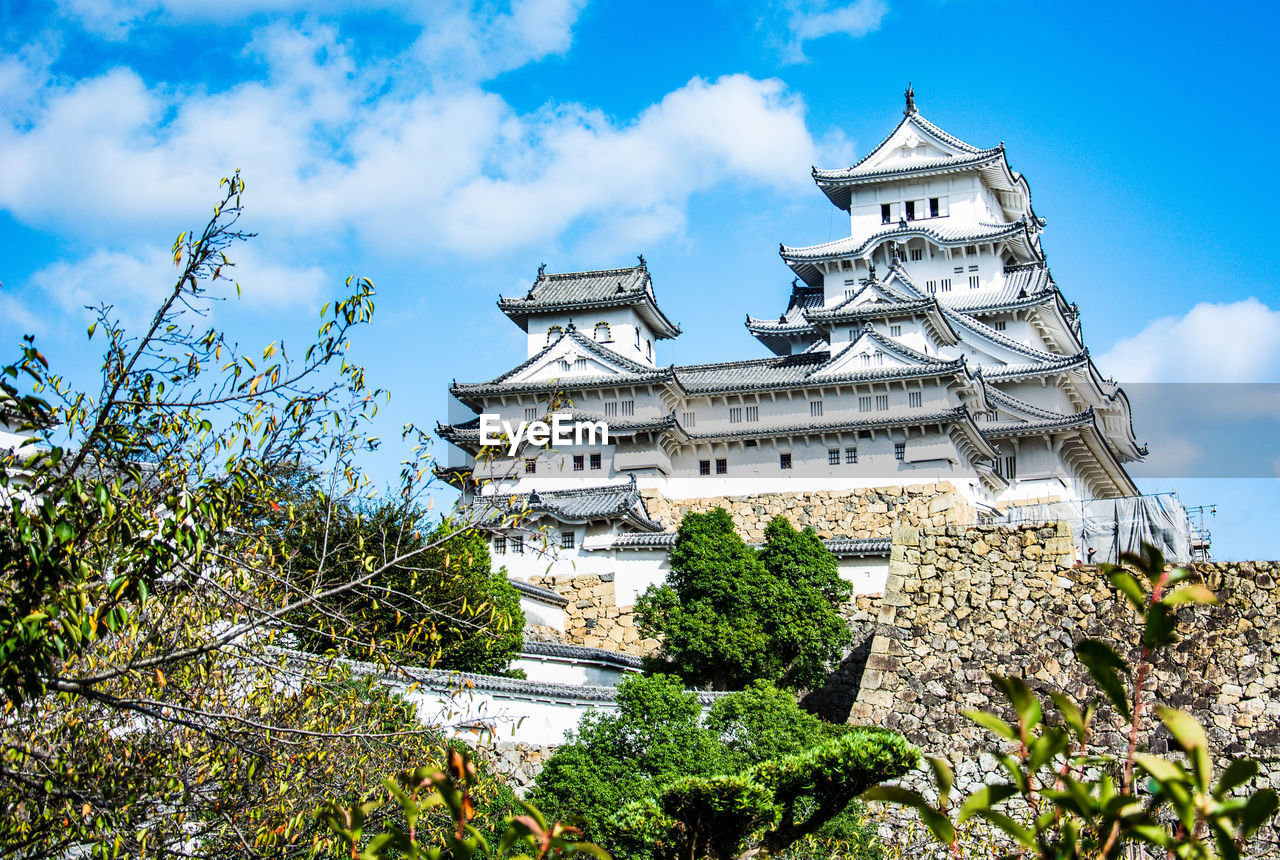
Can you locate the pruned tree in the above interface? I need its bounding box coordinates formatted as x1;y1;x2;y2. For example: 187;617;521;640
0;174;516;857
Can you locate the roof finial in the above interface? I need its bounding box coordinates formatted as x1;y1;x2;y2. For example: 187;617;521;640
636;254;646;269
537;261;546;276
904;82;916;116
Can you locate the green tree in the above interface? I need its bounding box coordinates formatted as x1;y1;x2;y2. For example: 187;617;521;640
635;510;852;691
0;174;510;857
530;675;910;860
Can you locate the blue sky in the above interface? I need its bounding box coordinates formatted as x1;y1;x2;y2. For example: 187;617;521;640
2;0;1278;559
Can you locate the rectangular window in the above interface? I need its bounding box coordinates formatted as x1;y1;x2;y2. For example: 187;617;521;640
573;454;584;471
875;394;889;411
969;275;980;289
1004;455;1017;480
968;265;979;272
880;203;891;224
744;439;757;447
929;197;940;218
589;452;602;470
511;535;524;555
910;248;924;261
843;278;856;286
779;452;792;470
745;406;759;422
953;266;964;275
621;400;634;417
965;245;978;255
561;530;575;550
524;458;537;474
940;279;952;292
681;411;696;427
828;448;840;466
699;459;711;476
729;407;743;423
524;407;537;422
574;358;588;371
861;353;872;368
993;320;1007;331
909;391;922;408
493;536;506;555
905;200;916;221
715;458;728;475
858;396;872;412
844;289;855;299
926;280;937;294
895;442;906;461
604;401;619;417
810;400;823;418
635;329;641;347
845;446;858;464
890;324;902;337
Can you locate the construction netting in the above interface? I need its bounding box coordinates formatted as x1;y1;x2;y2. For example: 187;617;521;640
989;493;1193;564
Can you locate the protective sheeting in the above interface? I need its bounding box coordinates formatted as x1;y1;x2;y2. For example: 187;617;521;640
992;493;1193;563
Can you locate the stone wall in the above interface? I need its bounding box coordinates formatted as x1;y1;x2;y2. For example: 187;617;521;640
639;482;975;543
800;594;883;722
851;523;1279;855
528;572;659;657
477;742;556;795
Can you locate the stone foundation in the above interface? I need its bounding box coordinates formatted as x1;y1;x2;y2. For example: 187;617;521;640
528;572;659;657
640;482;975;542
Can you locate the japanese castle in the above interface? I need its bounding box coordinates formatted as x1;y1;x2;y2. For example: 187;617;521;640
439;89;1152;588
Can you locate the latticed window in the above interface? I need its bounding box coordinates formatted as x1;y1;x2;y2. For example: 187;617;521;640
524;459;536;474
729;407;743;423
779;452;792;470
845;447;857;464
525;407;537;422
511;536;524;555
573;455;584;471
621;400;634;417
745;406;759;422
561;531;575;550
894;442;906;461
890;325;902;337
604;402;618;417
858;396;872;412
574;358;588;371
828;449;839;465
810;401;823;418
909;392;922;408
875;395;889;411
589;453;601;470
715;459;727;475
493;536;506;555
699;460;711;475
681;411;696;427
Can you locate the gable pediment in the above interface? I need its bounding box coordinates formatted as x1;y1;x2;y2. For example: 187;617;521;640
811;330;934;379
509;333;641;384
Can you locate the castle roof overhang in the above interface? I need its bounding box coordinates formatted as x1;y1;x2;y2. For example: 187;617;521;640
981;408;1139;498
681;405;983;448
781;220;1041;287
436;411;677;452
498;263;681;339
604;531;892;558
811;108;1041;225
469;479;664;532
672;349;969;397
804;296;961;346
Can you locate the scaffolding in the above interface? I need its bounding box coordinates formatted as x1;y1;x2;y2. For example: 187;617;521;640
989;492;1196;564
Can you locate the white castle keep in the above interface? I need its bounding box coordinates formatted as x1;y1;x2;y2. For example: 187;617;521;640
438;89;1161;592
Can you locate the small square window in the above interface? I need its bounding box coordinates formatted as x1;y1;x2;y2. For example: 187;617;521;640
779;453;792;470
561;531;575;550
604;401;619;417
744;439;757;447
729;407;743;423
875;394;889;411
954;266;964;275
715;458;727;475
926;280;937;294
858;396;872;412
994;320;1007;331
894;442;906;461
940;279;952;292
969;275;980;289
845;447;858;464
681;411;696;427
810;401;823;418
699;459;711;476
621;400;635;417
525;407;537;422
511;536;524;555
493;536;506;555
745;406;759;422
589;452;602;470
890;324;902;337
828;449;840;466
573;455;584;471
968;265;979;272
524;459;537;474
909;391;922;408
910;248;923;262
880;203;891;224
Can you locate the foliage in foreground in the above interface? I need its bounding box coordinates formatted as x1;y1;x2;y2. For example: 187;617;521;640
276;471;525;674
0;175;508;857
868;546;1278;859
635;511;853;691
322;747;605;860
528;675;915;860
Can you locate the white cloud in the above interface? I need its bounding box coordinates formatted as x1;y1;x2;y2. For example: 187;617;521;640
1096;298;1280;383
774;0;889;62
0;24;829;261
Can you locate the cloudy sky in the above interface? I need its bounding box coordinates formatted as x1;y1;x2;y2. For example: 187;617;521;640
2;0;1278;558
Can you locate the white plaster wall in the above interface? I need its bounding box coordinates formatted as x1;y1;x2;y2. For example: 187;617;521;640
524;307;659;367
519;593;564;632
838;557;889;594
512;655;637;687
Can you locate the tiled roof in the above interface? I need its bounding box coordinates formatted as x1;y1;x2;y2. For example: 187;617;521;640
805;296;936;324
985;386;1075;422
782;221;1025;262
982;407;1096;437
473;480;664;532
438;410;676;445
813;149;1004;185
521;641;643;670
674;348;965;395
941;307;1067;363
982;353;1087;381
498;263;680;338
685;406;972;443
609;531;891;558
944;264;1054;313
510;579;569;606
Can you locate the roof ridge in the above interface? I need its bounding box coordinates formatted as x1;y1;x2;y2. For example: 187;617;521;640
940;306;1065;362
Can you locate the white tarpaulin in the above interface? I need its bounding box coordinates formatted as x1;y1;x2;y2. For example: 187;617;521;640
992;493;1192;563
